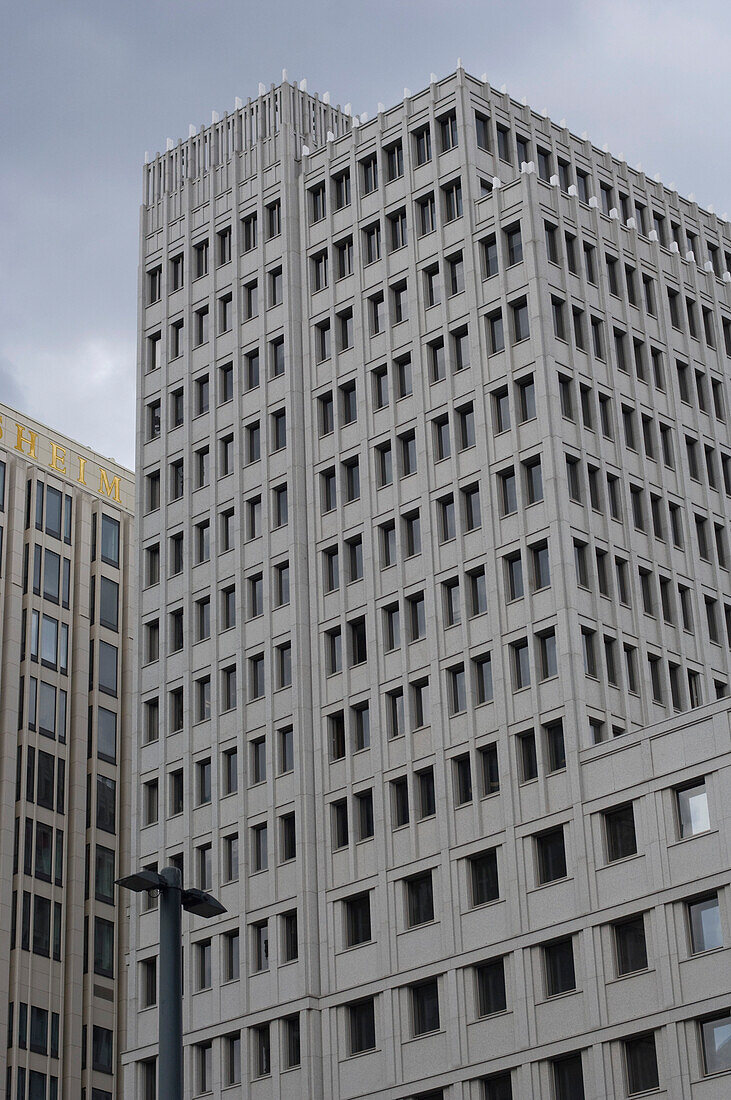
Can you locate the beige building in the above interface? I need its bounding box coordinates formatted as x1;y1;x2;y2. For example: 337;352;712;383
0;403;133;1100
126;68;731;1098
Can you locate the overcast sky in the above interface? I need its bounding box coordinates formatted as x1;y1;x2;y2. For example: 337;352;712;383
2;0;730;469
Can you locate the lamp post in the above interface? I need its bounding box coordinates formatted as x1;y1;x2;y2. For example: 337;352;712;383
117;865;226;1099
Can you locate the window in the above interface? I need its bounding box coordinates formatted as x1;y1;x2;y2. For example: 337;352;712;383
474;656;494;708
524;457;543;503
504;223;523;266
406;872;434;927
511;298;529;342
348;999;375;1055
443;179;463;222
700;1012;731;1075
280;910;298;963
413;124;431;165
487;309;505;354
552;1054;585;1100
345;893;371;947
624;1033;659;1095
411;979;440;1036
676;779;710;838
253;1024;271;1077
544;937;576;996
483;1072;513;1100
604;804;637;861
334;169;351;209
536;827;566;884
614;915;648;975
511;639;530;690
251;823;268;872
688;894;722;954
517;730;537;782
470;849;499;906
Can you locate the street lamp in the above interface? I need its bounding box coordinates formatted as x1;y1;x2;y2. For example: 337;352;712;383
117;864;226;1099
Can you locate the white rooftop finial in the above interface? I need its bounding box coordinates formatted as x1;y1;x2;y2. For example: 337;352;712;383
500;83;507;93
377;102;385;113
581;131;588;140
688;191;696;202
326;130;335;143
299;78;307;91
560;118;566;128
521;96;527;106
281;68;288;82
352;115;360;128
541;107;548;117
668;181;675;191
618;152;625;161
708;203;715;213
166;138;174;151
188;124;196;138
653;172;660;182
457;57;463;68
234;97;243;111
211;110;219;123
430;73;438;83
636;162;643;172
403;87;411;98
323;91;330;104
602;143;609;152
344;103;352;115
301;144;310;157
144;151;149;164
481;72;488;82
258;82;266;96
360;111;369;122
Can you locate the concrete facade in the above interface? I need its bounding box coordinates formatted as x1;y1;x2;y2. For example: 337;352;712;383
0;403;134;1099
126;69;731;1098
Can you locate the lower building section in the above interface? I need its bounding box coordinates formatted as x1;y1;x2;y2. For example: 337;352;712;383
122;700;731;1099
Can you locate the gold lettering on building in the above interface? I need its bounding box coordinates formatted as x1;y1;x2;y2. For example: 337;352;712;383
0;414;3;440
49;442;67;474
15;424;38;458
77;456;87;486
99;468;121;503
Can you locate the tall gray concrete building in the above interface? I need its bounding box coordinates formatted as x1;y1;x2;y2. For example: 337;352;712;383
126;67;731;1098
0;403;134;1099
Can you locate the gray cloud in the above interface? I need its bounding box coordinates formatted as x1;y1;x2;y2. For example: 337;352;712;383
2;0;730;471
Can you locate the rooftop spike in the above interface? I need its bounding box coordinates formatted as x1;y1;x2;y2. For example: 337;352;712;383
299;78;307;91
281;68;288;82
430;73;438;83
188;124;196;138
500;83;507;93
456;57;463;69
403;87;411;98
323;91;330;104
377;102;385;114
234;97;243;111
166;138;174;151
211;111;219;123
258;83;266;96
